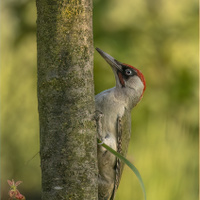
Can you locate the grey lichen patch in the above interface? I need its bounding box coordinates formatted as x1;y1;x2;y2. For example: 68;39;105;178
54;186;63;190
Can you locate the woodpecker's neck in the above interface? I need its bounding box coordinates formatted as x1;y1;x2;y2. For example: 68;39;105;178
113;77;144;109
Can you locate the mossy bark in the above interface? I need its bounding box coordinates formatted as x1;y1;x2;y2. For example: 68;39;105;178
36;0;97;199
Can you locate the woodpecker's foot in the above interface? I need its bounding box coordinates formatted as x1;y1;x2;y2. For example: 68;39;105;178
95;110;103;120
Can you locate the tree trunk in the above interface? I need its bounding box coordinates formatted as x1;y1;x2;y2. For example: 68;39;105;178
36;0;98;199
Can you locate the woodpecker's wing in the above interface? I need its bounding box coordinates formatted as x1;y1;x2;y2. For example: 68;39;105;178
110;109;132;200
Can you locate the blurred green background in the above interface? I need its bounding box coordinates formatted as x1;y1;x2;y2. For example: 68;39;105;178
1;0;198;199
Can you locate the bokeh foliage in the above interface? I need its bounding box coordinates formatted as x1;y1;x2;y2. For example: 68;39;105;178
1;0;198;199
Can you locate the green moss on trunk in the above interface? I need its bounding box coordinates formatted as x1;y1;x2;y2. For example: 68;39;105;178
36;0;97;199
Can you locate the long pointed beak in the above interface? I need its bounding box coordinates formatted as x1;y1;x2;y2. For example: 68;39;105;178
96;48;122;72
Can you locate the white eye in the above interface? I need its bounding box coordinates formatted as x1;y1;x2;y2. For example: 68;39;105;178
125;68;133;76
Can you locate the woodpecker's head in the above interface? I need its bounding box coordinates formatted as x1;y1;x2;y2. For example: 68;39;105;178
96;48;146;105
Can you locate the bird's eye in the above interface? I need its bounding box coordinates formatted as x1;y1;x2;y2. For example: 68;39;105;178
125;68;133;76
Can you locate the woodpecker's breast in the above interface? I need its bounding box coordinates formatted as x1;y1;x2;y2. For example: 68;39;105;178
95;88;126;139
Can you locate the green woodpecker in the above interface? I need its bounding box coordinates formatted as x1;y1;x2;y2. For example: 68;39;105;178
95;48;146;200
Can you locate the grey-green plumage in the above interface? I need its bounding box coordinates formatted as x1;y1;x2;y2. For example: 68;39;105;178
96;99;131;200
95;48;145;200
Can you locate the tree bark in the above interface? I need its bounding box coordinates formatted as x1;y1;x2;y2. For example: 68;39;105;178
36;0;98;199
